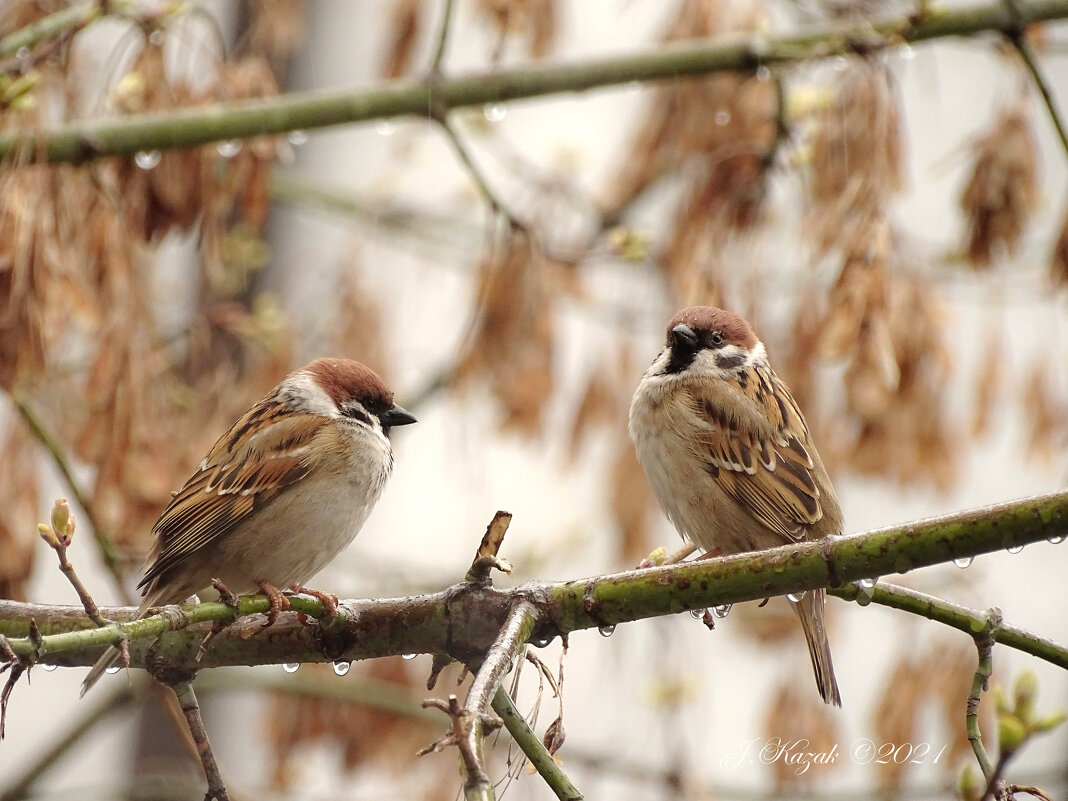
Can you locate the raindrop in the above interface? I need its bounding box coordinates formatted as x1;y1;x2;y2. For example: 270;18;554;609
282;663;300;673
375;119;395;137
148;30;165;46
953;556;974;569
16;47;31;61
530;635;552;648
712;604;732;619
1006;544;1024;554
786;591;806;603
482;103;507;122
134;150;161;170
898;44;915;60
402;653;417;660
287;129;308;146
854;587;873;607
216;140;242;158
688;608;705;619
1048;534;1065;545
755;65;771;82
598;625;616;638
858;577;877;589
42;663;58;672
105;666;120;675
332;660;350;676
714;109;731;126
832;56;849;71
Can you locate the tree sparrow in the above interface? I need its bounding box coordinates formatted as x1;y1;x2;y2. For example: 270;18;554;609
82;358;416;693
629;306;842;706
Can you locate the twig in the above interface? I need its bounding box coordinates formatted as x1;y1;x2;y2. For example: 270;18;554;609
170;681;230;801
1001;0;1068;160
1005;786;1055;801
435;118;526;231
830;581;1068;669
466;511;514;584
492;687;583;801
458;601;541;800
13;0;1068;163
428;0;456;73
12;397;131;604
968;608;1001;787
41;499;108;627
0;1;104;60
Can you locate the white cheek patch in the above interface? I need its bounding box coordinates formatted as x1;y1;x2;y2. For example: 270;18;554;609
283;372;338;416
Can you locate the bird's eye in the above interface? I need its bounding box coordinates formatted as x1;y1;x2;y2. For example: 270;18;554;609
709;331;725;347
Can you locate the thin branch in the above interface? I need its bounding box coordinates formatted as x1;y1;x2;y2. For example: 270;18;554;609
171;681;230;801
1007;33;1068;160
466;602;539;721
0;1;104;60
46;532;108;628
830;581;1068;669
6;0;1068;163
11;396;131;604
492;687;583;801
435;117;525;230
968;609;1001;793
1;490;1065;671
428;0;457;74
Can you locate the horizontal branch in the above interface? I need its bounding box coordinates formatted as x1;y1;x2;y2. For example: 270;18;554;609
2;0;1068;164
0;490;1065;672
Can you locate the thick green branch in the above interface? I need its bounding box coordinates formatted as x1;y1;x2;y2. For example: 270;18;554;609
3;0;1068;163
0;490;1064;672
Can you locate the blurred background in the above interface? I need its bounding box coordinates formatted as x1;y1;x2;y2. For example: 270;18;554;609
1;1;1066;799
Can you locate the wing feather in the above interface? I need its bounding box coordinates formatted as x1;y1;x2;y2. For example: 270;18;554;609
138;405;324;590
699;366;824;543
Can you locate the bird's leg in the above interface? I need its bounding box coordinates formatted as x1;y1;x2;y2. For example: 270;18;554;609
256;580;291;627
193;580;242;662
288;585;339;623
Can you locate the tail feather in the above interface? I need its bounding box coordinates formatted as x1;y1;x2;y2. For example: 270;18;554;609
80;645;122;696
791;588;842;707
81;593;157;696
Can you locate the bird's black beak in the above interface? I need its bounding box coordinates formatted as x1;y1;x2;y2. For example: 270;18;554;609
380;404;417;428
670;323;699;350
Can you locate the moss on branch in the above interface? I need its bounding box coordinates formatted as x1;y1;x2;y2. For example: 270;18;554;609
0;490;1065;673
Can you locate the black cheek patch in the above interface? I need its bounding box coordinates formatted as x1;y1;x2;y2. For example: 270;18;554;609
715;352;746;370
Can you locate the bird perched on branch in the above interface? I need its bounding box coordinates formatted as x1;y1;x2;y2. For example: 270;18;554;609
629;306;842;706
82;358;416;694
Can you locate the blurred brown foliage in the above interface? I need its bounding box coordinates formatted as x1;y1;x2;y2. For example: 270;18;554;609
0;424;39;601
959;104;1039;268
267;659;441;791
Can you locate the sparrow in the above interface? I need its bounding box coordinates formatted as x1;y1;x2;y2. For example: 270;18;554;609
629;306;842;706
82;358;416;694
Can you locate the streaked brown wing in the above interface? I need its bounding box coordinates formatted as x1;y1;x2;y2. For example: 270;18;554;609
700;367;823;542
138;406;325;590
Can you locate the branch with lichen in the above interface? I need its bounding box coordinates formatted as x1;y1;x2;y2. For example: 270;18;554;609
3;0;1068;164
0;490;1064;674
